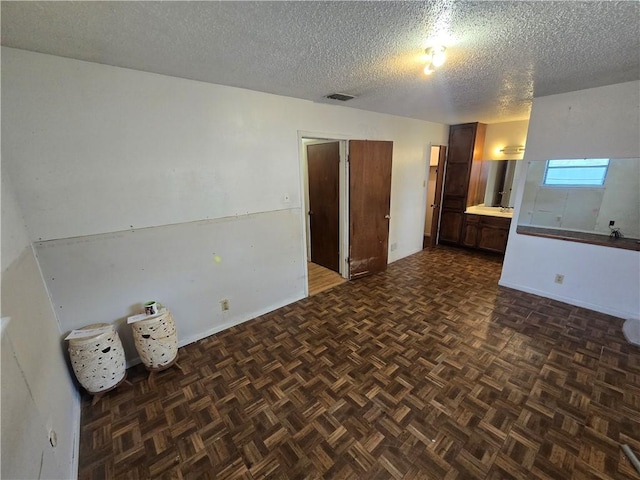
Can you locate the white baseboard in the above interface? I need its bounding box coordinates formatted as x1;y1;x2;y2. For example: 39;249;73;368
498;279;640;321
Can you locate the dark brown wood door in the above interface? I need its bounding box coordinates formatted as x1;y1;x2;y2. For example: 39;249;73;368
308;142;340;272
349;140;393;279
430;146;447;246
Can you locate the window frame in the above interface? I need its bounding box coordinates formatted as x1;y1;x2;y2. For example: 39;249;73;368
542;158;610;187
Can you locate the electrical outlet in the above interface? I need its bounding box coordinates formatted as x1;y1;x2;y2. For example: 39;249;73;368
554;274;564;285
609;220;615;227
220;299;229;311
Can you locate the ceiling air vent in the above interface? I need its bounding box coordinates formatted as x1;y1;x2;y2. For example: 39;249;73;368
325;93;355;101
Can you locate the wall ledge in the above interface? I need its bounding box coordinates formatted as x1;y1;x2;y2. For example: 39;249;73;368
516;226;640;251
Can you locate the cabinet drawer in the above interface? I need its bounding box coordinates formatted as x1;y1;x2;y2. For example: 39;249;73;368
480;216;511;229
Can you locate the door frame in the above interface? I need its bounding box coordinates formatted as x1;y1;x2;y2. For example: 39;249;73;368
298;131;395;294
299;132;350;290
430;145;447;246
422;144;448;246
303;139;343;272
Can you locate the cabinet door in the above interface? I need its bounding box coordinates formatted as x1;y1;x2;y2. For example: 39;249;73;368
439;211;464;244
462;224;478;247
448;124;476;164
443;163;470;197
462;215;480;247
477;226;509;253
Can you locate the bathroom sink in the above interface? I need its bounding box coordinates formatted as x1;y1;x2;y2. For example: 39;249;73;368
465;205;514;218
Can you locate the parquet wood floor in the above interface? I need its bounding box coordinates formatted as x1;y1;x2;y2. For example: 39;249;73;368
79;246;640;479
308;262;346;297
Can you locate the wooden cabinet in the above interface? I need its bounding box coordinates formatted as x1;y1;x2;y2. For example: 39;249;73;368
439;123;486;245
436;121;511;253
462;214;511;253
461;214;479;247
439;211;464;244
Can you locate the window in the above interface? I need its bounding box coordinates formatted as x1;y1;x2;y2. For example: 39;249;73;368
543;159;610;186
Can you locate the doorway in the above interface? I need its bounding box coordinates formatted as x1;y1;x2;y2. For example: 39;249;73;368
300;135;393;295
307;141;340;272
302;137;347;273
424;145;447;247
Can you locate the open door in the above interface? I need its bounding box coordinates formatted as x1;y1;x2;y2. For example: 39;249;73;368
430;146;447;246
348;140;393;279
307;142;340;272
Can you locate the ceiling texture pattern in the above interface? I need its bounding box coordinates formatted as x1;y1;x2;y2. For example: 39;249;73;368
2;1;639;124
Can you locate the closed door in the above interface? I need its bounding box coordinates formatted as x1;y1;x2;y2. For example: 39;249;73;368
349;140;393;279
307;142;340;272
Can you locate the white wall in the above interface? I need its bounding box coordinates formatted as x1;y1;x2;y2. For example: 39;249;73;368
1;174;31;273
1;173;79;479
2;48;448;339
501;81;640;320
34;211;305;361
483;120;529;161
2;48;448;249
2;49;448;363
1;46;447;475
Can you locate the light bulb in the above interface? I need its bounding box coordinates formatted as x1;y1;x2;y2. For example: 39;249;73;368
431;46;446;67
424;64;435;75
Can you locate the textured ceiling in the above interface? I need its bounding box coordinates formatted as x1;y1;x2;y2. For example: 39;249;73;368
2;1;639;124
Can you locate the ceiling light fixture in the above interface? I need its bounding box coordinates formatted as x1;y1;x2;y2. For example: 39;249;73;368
424;46;446;76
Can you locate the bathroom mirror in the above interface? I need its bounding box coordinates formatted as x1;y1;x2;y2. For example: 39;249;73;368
516;157;640;247
470;160;519;208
